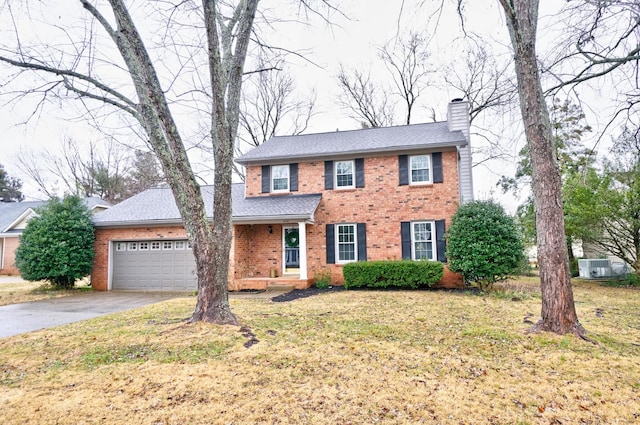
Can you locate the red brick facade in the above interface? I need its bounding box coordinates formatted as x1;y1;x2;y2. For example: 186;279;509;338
0;237;20;275
235;149;463;289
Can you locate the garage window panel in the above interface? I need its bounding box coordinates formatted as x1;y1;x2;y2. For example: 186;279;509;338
163;241;173;250
150;242;161;250
174;241;185;250
139;242;149;251
187;241;192;249
115;242;126;251
128;242;138;251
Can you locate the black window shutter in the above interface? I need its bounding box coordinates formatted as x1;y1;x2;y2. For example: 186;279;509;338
357;223;367;261
324;161;334;190
290;163;298;191
436;219;446;262
326;224;335;264
401;221;412;259
432;152;443;183
261;165;270;193
355;158;365;188
399;155;409;185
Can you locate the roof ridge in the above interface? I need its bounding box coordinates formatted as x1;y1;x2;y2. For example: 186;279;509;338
271;120;447;140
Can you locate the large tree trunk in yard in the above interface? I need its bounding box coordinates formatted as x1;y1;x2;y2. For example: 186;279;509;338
188;0;259;324
498;0;585;336
103;0;245;325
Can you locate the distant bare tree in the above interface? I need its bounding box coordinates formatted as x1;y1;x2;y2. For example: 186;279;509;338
545;0;639;136
445;43;516;124
16;138;160;203
378;31;433;125
444;41;518;167
337;65;396;128
235;66;316;178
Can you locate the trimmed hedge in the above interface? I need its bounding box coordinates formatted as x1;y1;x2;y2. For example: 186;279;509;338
343;260;444;289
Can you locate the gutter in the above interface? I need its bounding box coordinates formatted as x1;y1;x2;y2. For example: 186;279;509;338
94;214;316;228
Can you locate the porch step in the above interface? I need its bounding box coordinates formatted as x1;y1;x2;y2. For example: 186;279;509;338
266;284;295;291
232;276;310;291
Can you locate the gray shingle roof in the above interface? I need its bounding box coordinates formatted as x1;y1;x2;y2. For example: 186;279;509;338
0;201;45;233
236;121;466;165
92;184;322;227
0;197;110;233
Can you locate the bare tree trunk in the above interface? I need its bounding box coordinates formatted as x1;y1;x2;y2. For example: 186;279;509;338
189;0;258;324
498;0;585;336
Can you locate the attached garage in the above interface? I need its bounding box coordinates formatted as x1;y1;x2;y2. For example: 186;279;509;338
111;239;196;291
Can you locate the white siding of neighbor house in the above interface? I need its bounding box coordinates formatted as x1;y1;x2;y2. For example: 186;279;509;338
447;100;474;203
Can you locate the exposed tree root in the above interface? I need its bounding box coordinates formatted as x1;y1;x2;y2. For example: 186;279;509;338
188;308;238;326
526;319;595;343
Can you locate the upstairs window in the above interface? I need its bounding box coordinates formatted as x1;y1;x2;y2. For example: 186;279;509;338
399;153;442;185
271;165;289;192
410;154;432;184
335;160;355;188
325;159;364;190
262;164;298;193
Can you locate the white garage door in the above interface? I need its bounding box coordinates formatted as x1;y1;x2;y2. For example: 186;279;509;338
112;240;197;291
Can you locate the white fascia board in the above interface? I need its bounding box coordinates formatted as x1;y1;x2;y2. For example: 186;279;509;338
3;208;36;233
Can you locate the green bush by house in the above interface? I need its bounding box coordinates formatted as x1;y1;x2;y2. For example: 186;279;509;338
343;260;444;289
447;200;524;291
15;195;95;289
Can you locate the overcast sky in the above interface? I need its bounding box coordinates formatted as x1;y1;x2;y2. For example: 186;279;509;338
0;0;617;212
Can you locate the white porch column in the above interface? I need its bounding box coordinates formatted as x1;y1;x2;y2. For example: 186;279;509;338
298;221;308;280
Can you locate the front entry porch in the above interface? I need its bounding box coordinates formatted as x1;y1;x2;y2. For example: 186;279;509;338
231;221;312;290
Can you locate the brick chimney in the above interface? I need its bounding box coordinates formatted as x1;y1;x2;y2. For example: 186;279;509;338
447;99;473;203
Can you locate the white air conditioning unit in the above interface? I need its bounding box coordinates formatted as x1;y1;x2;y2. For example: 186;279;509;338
578;259;613;279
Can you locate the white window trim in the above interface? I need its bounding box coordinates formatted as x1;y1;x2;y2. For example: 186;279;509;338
174;241;185;250
334;160;355;189
115;242;126;252
409;154;433;185
139;242;149;251
336;223;358;264
127;242;138;251
411;220;436;261
150;242;161;251
162;241;173;250
271;165;290;193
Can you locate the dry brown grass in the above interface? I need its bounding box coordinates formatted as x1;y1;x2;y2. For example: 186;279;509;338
1;277;639;424
0;278;92;306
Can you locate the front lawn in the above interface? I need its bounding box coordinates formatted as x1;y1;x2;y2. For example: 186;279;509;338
0;277;638;424
0;278;91;306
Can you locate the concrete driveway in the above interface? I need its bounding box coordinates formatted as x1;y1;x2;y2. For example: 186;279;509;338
0;291;186;339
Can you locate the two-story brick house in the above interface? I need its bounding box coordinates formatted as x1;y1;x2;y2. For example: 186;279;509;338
90;100;472;291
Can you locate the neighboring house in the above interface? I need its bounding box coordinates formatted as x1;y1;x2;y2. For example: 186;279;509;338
0;197;110;275
91;100;473;291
